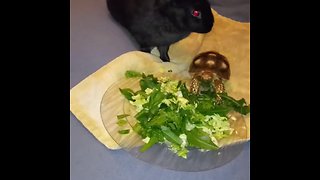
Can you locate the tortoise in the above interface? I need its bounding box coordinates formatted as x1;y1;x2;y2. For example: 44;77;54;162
189;51;230;101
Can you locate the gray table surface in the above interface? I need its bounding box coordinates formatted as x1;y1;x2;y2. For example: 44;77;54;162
70;0;250;179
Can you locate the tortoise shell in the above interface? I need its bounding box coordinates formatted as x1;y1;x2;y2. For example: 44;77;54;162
189;51;230;80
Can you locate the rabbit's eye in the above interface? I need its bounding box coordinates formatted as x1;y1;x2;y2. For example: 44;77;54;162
192;10;201;18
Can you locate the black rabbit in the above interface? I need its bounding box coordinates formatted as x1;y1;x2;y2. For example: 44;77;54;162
107;0;214;62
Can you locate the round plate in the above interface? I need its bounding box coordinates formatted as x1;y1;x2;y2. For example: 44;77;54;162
100;75;247;172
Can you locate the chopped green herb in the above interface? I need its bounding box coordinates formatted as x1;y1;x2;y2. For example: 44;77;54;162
116;119;127;126
116;70;250;158
117;114;130;119
118;129;130;134
119;88;135;101
125;70;142;78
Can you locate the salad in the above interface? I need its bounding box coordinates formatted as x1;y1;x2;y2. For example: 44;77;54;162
117;70;250;159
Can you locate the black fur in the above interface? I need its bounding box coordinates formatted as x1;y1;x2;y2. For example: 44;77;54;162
107;0;214;62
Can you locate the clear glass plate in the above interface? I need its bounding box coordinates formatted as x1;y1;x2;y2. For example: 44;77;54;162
100;74;248;171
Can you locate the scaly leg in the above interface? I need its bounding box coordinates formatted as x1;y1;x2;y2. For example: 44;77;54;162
213;78;225;103
190;75;200;94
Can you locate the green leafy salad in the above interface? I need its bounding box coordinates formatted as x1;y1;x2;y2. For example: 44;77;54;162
117;70;250;159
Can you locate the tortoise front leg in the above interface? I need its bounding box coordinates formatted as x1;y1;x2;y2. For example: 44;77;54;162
213;78;225;103
190;75;200;94
213;78;225;93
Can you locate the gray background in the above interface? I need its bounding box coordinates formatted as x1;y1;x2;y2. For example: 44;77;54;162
70;0;250;179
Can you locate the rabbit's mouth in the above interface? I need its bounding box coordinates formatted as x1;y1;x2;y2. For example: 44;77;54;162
196;26;213;33
192;21;214;34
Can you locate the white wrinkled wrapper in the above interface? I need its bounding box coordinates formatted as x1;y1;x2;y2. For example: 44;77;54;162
70;9;250;149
